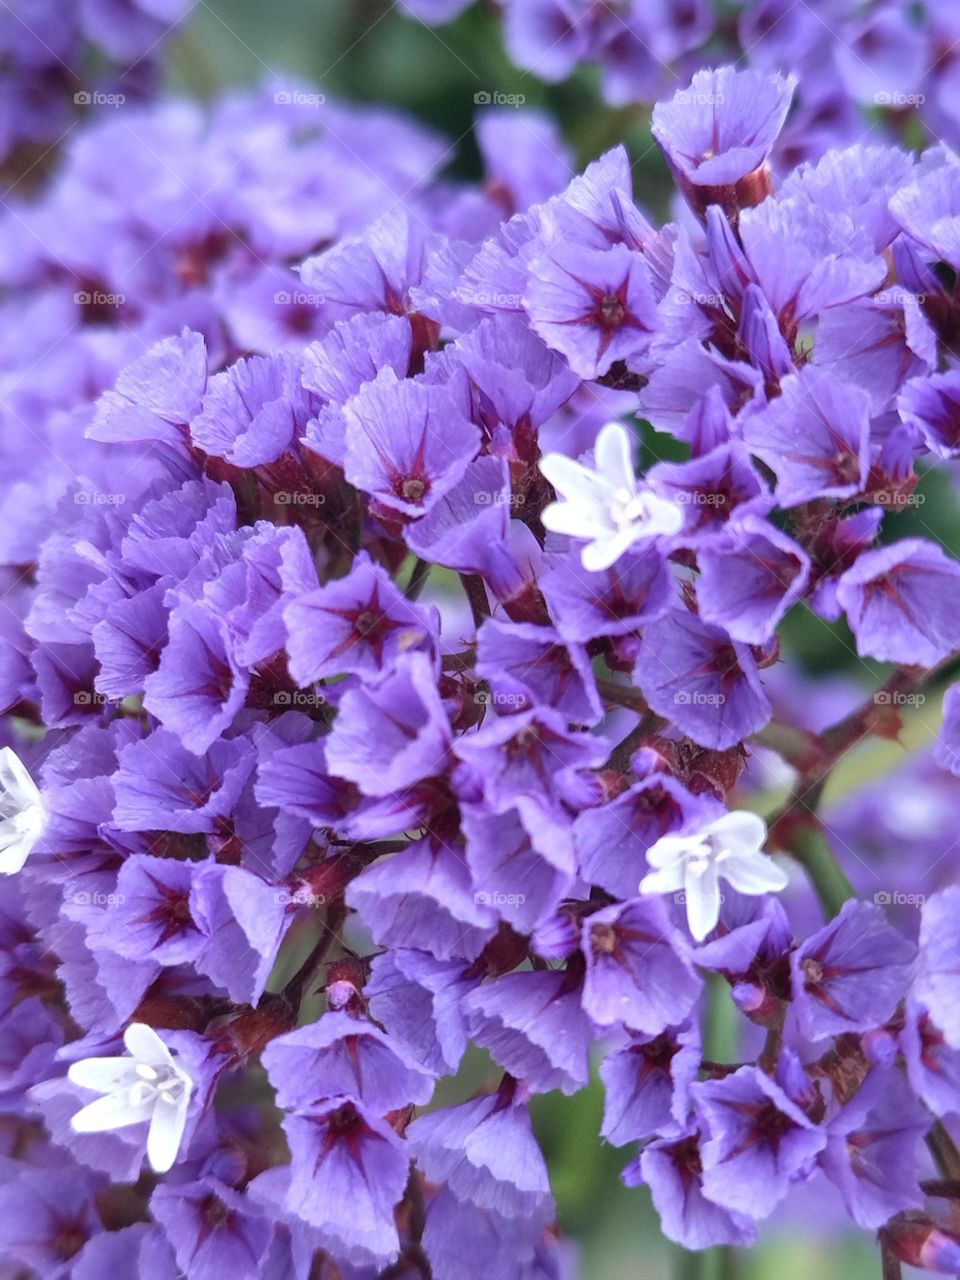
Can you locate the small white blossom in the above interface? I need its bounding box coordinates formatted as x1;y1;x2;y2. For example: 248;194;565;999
639;810;789;942
539;421;683;571
68;1023;194;1173
0;746;45;875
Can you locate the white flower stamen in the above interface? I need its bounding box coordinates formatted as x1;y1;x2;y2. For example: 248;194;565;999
539;421;683;572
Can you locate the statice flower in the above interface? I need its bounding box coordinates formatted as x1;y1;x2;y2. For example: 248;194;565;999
640;811;788;942
5;28;960;1280
539;421;683;570
68;1024;195;1174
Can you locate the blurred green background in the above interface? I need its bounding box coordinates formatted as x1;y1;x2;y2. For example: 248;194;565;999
165;5;955;1275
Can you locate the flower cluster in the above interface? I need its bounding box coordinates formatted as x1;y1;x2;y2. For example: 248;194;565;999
2;38;960;1280
402;0;960;162
0;0;195;168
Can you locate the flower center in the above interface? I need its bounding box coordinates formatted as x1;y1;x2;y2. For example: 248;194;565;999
131;1061;185;1108
599;292;625;329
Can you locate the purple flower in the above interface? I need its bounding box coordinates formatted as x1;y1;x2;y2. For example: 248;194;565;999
652;66;796;215
463;967;592;1095
475;618;602;725
453;705;607;812
820;1068;928;1229
902;997;960;1117
282;1098;410;1266
143;601;249;755
741;367;871;507
600;1021;700;1146
88;329;207;449
407;1084;554;1221
189;864;290;1005
324;653;451;796
191;352;315;467
693;1053;825;1218
85;852;207;966
916;886;960;1049
934;684;960;776
525;243;659;379
299;207;436;322
0;1165;100;1277
263;1010;435;1113
631;607;772;750
420;1185;549;1280
112;729;255;834
150;1177;273;1280
450;313;579;454
890;164;960;271
574;775;703;900
366;949;474;1075
634;1129;758;1250
647;442;771;540
835;538;960;665
540;544;673;642
462;801;576;934
697;515;810;644
347;835;497;961
301;313;414;467
343;370;479;517
283;551;437;685
582;898;701;1034
790;899;916;1042
898;370;960;459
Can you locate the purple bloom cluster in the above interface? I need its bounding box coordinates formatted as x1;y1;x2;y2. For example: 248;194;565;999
3;35;960;1280
402;0;960;163
0;0;195;167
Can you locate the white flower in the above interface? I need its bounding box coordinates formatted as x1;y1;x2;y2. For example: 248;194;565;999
68;1023;194;1173
639;810;789;942
539;421;683;571
0;746;45;875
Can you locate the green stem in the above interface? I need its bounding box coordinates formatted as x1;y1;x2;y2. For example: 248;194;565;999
783;822;856;918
